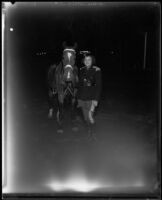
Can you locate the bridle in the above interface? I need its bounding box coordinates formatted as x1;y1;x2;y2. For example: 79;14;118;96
63;82;75;98
64;64;73;70
61;49;77;99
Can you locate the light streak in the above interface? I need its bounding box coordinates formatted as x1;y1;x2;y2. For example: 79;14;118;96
4;2;12;9
2;8;15;193
2;9;5;189
47;176;100;192
46;170;145;193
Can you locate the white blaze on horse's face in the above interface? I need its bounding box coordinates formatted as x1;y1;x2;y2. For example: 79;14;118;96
63;48;76;65
63;48;76;82
67;52;72;62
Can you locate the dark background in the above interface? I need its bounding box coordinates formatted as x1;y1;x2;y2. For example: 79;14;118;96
6;2;160;119
3;2;160;195
6;2;160;85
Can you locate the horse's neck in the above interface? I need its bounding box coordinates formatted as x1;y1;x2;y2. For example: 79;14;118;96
56;61;63;73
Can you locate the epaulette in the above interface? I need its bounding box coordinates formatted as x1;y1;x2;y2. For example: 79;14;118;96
93;66;101;71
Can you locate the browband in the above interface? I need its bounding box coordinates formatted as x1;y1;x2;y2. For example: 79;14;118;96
63;48;76;53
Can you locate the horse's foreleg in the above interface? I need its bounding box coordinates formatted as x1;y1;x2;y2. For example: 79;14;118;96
71;97;79;131
56;100;64;132
71;98;76;121
48;89;55;118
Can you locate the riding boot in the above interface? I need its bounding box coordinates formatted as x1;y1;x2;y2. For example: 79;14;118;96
87;123;97;141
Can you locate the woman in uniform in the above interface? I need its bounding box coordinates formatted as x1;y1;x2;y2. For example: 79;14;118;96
77;54;102;139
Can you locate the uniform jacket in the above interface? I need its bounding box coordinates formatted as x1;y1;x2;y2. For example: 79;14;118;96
77;65;102;101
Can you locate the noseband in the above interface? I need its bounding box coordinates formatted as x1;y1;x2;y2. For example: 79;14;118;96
64;64;73;70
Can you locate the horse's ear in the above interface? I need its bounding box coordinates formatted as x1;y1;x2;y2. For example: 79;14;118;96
62;41;66;49
73;42;78;50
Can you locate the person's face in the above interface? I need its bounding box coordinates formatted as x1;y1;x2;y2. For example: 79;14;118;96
84;56;92;68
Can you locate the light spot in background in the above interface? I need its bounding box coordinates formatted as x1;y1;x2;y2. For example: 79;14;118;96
9;27;14;32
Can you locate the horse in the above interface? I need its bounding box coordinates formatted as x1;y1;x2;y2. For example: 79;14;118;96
47;42;79;133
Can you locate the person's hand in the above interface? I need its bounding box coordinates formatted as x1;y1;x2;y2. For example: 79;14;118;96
92;100;98;107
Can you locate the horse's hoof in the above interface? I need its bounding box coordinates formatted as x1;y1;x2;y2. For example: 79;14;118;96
72;127;79;132
57;129;64;134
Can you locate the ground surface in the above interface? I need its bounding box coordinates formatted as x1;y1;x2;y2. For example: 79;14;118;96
4;79;159;195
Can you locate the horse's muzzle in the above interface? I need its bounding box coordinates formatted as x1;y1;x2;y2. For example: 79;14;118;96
63;65;74;82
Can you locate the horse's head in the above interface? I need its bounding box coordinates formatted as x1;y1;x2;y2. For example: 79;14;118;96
62;42;77;83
